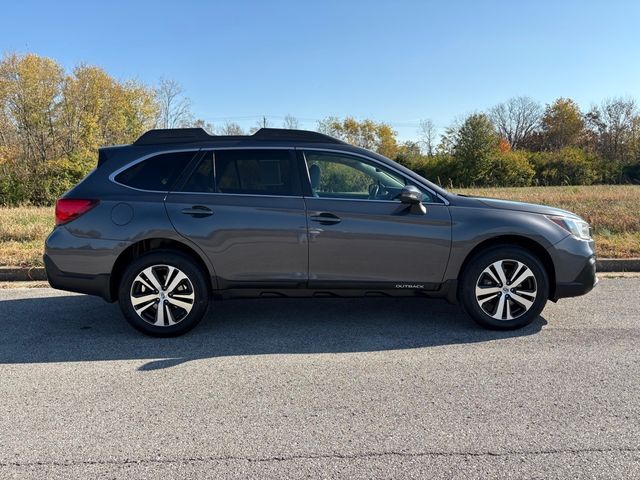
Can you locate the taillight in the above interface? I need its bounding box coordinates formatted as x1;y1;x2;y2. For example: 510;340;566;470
55;199;98;225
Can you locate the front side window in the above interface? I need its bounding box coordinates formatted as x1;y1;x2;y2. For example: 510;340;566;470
115;151;197;191
304;151;433;202
214;149;300;196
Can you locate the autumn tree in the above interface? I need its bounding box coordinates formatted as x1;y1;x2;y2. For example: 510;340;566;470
317;116;399;158
541;98;584;150
0;53;158;205
61;65;157;164
0;53;64;165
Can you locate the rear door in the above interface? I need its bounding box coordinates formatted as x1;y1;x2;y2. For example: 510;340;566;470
302;149;452;289
165;148;308;289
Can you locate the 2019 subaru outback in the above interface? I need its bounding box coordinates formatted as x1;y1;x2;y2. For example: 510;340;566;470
44;128;597;336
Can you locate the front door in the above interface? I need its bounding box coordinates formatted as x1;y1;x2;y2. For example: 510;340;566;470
302;150;452;289
165;148;308;289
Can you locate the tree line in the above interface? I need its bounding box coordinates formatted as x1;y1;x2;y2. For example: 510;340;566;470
319;98;640;189
1;53;638;206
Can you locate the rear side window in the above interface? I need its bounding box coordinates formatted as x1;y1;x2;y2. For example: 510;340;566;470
182;153;214;193
115;151;197;191
214;149;300;196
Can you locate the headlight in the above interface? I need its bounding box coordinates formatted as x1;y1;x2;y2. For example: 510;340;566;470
547;215;592;240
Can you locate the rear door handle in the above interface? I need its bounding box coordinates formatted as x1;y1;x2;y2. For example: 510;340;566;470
310;212;341;225
181;205;213;218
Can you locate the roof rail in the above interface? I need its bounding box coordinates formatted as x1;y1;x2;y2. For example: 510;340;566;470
133;128;214;145
250;128;346;144
133;128;344;146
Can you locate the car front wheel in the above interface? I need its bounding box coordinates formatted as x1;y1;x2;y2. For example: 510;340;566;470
460;246;549;330
118;251;210;336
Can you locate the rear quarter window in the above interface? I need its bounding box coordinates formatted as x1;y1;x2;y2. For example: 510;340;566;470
114;151;197;191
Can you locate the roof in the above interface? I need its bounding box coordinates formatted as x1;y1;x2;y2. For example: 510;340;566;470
133;128;346;146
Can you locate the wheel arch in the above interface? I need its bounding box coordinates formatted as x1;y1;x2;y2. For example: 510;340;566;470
457;235;556;300
110;238;215;301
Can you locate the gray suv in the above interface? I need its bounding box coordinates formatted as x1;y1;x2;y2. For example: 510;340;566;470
45;128;597;336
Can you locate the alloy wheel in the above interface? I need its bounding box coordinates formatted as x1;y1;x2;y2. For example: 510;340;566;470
475;259;538;321
130;265;195;326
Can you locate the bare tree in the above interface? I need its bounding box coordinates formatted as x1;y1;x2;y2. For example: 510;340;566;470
191;118;215;133
217;122;244;135
489;96;542;149
585;97;637;162
418;119;437;156
283;114;300;129
249;116;272;134
316;116;341;138
155;78;193;129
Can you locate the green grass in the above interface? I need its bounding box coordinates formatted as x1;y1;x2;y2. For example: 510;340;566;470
0;185;638;266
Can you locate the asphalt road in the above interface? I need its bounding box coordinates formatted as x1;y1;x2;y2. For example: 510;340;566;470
0;278;639;479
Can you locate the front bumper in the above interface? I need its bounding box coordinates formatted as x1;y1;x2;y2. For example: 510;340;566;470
548;235;598;301
552;255;598;300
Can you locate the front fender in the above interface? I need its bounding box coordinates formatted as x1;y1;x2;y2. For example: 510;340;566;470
443;206;569;282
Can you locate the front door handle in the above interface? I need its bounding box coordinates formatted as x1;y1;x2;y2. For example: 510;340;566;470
310;212;341;225
181;205;213;218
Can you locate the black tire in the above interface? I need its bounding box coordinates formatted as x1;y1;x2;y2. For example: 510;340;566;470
118;250;210;337
459;245;549;330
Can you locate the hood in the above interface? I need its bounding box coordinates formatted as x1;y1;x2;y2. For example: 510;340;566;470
464;196;580;218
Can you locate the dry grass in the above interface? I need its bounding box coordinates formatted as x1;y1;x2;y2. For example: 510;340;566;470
455;185;640;258
0;207;53;266
0;185;638;266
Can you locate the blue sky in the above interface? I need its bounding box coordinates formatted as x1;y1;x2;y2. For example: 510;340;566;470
2;0;639;140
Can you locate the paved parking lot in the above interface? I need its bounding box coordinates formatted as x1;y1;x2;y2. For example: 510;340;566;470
0;278;639;479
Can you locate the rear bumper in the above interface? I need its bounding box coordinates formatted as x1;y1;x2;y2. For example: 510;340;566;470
44;254;113;302
44;226;128;302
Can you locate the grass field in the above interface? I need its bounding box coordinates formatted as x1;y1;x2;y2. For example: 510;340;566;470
455;185;640;258
0;185;638;267
0;206;53;267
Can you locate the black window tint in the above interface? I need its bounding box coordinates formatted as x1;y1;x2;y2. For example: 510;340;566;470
182;153;214;193
115;151;196;191
215;149;299;196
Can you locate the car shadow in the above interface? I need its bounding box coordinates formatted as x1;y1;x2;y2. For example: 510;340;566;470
0;293;547;369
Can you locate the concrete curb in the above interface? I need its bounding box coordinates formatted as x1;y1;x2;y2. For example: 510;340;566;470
596;258;640;272
1;258;640;282
0;267;47;282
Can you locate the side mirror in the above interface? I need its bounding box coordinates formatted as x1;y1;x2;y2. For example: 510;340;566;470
399;185;422;204
399;185;427;214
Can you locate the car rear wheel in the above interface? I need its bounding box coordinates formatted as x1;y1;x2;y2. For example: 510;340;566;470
118;251;209;336
460;246;549;330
